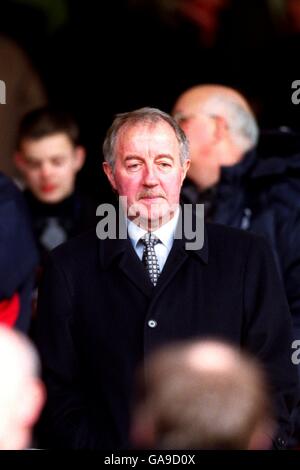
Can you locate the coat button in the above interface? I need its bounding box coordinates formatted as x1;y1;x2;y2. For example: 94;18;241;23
148;320;157;328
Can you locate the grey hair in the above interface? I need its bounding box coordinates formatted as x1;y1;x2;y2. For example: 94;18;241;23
103;107;189;168
203;95;259;151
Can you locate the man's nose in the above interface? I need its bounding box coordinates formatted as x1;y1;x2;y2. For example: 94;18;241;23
143;164;159;186
40;163;53;179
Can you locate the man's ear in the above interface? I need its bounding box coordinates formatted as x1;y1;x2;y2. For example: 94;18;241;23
74;146;86;172
247;420;275;450
181;159;191;184
103;162;117;191
212;115;229;143
130;408;156;449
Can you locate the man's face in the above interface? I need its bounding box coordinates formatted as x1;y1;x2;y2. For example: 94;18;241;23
103;121;190;229
15;133;84;204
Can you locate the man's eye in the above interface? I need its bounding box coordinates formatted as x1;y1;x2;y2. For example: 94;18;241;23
127;163;141;171
52;159;64;166
27;162;40;170
158;162;172;169
173;113;189;124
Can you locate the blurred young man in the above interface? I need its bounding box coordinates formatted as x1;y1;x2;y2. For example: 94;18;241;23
14;107;97;261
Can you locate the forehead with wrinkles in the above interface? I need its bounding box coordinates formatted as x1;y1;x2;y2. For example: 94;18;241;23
115;121;180;159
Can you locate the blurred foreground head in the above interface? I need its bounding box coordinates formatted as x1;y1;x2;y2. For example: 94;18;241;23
131;339;274;450
0;326;45;449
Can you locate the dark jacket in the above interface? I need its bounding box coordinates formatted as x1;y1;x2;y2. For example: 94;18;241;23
181;148;300;332
36;219;298;449
0;172;38;332
24;189;98;265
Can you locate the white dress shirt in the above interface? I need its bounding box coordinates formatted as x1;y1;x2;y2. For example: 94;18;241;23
128;209;180;272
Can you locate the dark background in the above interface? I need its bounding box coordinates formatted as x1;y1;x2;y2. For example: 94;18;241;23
1;0;300;197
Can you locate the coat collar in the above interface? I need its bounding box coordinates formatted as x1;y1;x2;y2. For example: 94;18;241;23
219;149;257;187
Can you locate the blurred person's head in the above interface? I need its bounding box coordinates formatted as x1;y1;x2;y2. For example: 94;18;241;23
173;85;259;191
286;0;300;32
0;326;45;449
14;107;85;204
131;339;274;450
103;107;190;230
178;0;230;47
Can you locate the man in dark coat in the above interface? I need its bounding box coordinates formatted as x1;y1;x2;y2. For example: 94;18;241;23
36;107;298;449
174;85;300;351
173;85;300;446
0;172;38;332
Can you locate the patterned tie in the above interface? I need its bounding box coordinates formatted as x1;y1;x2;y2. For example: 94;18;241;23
140;233;161;286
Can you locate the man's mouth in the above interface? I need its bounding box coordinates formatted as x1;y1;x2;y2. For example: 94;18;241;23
41;184;57;193
139;194;165;200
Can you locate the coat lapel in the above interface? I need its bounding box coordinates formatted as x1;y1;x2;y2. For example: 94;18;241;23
152;237;189;301
153;211;209;301
119;243;154;297
98;235;153;297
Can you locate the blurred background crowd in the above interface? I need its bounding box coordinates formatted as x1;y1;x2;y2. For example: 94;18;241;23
1;0;300;195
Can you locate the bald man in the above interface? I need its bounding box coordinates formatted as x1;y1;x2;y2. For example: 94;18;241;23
173;83;300;319
131;340;275;450
173;85;258;194
0;326;45;449
173;85;300;446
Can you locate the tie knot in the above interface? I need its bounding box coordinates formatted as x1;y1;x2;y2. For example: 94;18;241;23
140;232;160;247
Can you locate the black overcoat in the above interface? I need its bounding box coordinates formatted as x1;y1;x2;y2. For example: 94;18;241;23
36;220;298;449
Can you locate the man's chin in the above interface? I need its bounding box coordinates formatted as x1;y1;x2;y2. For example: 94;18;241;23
34;191;63;205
